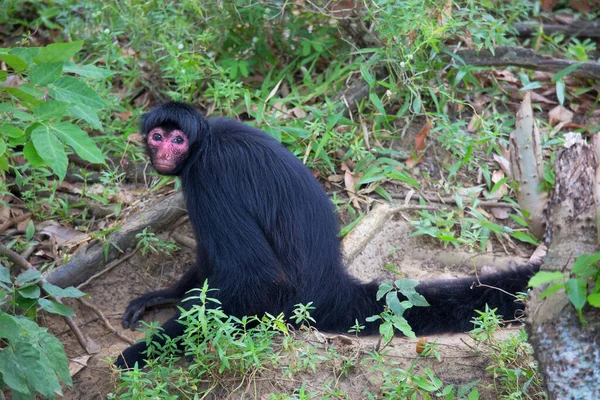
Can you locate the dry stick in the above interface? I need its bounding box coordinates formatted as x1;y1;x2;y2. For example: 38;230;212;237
76;249;138;290
514;21;600;38
389;191;515;208
170;232;196;250
0;243;89;352
77;298;135;345
446;46;600;80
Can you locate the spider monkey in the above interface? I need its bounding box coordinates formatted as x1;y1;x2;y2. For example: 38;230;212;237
115;102;539;368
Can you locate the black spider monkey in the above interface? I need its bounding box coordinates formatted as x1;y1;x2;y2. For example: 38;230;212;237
115;102;539;368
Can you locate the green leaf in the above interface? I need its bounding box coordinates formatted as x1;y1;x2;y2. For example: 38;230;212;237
15;269;41;285
552;63;583;82
39;331;72;386
50;122;105;164
9;47;40;65
49;76;105;109
539;282;565;299
22;140;45;166
511;230;539;245
587;293;600;307
0;139;5;157
556;80;565;106
35;41;83;63
376;282;393;300
63;61;115;78
38;299;75;316
14;339;63;398
41;282;85;298
5;88;43;108
572;253;600;277
360;64;375;87
33;100;70;120
395;279;430;307
0;155;7;171
528;271;565;287
18;285;41;299
565;277;587;311
28;62;63;86
0;54;28;72
67;104;102;129
379;320;394;345
0;265;10;283
0;312;21;340
25;220;35;241
0;344;30;395
0;124;25;138
392;315;416;338
386;291;405;316
30;125;68;180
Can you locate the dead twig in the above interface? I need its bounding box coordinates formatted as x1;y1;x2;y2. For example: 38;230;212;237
446;46;600;80
77;298;135;345
514;21;600;39
390;191;516;208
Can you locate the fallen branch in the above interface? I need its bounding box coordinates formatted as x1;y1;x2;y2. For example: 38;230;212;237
445;46;600;80
45;192;187;288
514;21;600;38
390;191;516;208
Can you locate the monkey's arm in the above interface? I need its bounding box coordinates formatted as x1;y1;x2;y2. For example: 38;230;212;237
122;263;202;330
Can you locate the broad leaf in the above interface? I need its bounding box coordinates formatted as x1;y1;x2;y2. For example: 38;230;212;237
41;282;85;298
30;125;68;180
29;62;63;86
63;61;115;78
35;40;83;63
50;122;104;164
33;100;70;120
67;104;102;130
38;299;75;316
49;76;105;109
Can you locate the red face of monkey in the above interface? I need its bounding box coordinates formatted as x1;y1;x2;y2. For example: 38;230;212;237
146;127;190;175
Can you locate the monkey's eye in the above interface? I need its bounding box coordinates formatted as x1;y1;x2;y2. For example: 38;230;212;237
152;133;162;141
174;136;184;144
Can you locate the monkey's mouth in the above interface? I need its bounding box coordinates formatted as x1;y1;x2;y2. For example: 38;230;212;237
153;162;177;172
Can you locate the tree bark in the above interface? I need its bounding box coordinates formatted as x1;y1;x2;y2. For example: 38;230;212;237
526;138;600;399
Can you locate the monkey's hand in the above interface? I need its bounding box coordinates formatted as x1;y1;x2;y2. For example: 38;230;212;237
115;341;148;369
122;292;179;330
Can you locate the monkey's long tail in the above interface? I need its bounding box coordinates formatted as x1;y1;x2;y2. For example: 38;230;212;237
316;263;540;336
404;263;540;335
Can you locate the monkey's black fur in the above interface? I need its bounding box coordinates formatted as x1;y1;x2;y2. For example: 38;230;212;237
115;102;539;368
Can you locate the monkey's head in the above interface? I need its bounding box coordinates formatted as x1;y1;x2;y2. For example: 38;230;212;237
141;102;209;176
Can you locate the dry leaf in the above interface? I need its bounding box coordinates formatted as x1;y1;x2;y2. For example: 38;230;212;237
406;120;431;168
548;105;573;126
490;207;509;220
68;355;92;377
530;92;556;105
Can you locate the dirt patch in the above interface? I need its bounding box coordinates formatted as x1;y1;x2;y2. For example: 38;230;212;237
42;214;524;399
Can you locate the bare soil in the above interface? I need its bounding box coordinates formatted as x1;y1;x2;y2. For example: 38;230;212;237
36;213;526;400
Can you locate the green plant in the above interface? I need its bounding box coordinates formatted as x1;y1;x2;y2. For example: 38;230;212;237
528;252;600;326
0;41;109;180
470;306;544;399
366;279;430;345
0;264;86;398
135;228;180;257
